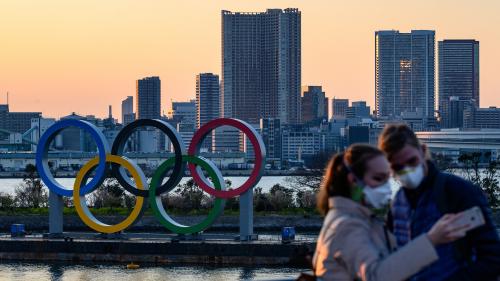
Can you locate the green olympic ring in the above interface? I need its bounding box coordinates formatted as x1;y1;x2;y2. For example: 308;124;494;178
149;155;226;234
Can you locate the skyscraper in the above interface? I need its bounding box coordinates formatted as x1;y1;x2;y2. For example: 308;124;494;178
332;98;349;118
221;9;301;125
448;96;475;128
196;73;220;128
301;86;328;124
136;76;161;119
346;101;371;119
168;100;196;124
438;39;479;128
375;30;435;121
121;96;135;125
260;118;281;166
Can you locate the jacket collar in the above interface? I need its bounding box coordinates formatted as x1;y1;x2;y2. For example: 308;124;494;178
328;196;373;218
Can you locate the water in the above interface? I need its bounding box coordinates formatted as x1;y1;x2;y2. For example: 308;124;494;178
0;176;291;195
0;262;303;281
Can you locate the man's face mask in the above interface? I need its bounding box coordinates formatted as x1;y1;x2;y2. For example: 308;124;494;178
395;164;425;189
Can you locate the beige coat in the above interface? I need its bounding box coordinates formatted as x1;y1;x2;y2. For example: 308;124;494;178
313;197;438;281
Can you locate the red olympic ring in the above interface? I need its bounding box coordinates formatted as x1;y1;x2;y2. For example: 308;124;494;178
188;118;266;199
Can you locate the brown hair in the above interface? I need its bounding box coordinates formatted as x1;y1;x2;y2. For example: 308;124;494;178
317;144;384;215
378;124;421;161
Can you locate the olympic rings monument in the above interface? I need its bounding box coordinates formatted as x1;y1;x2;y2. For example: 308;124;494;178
36;117;266;240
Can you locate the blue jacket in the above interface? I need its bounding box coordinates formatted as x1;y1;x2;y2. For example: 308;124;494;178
388;161;500;281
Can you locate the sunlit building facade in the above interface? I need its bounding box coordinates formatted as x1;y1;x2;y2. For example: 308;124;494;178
375;30;435;123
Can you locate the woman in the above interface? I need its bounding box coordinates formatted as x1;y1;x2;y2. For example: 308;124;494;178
313;144;468;281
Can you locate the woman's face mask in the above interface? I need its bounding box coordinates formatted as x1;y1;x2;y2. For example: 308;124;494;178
360;181;392;209
395;164;425;189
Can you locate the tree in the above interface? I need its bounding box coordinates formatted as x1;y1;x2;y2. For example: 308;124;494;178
267;184;295;210
90;178;131;209
458;152;499;208
432;152;454;173
14;164;48;208
0;192;15;209
174;178;207;210
286;151;333;192
296;189;316;209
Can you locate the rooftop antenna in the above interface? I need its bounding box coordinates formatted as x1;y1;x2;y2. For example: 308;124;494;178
6;91;9;105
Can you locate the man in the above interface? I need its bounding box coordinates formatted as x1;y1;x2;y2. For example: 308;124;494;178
379;124;500;281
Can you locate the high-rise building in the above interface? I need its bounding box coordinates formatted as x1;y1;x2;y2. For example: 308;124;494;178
464;106;500;129
121;96;135;125
301;86;328;125
346;101;371;119
375;30;435;121
168;100;196;124
260;118;281;165
438;40;479;128
221;9;301;125
30;117;56;151
346;126;370;145
448;96;475;129
196;73;220;128
136;76;161;119
281;126;324;162
332;98;349;118
0;104;41;134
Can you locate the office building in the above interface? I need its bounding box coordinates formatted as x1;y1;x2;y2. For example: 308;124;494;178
121;96;135;125
30;117;56;151
332;98;349;118
168;100;196;124
346;126;370;145
136;76;161;119
0;104;41;134
301;86;328;125
464;107;500;129
346;101;370;119
221;9;301;125
375;30;435;121
196;73;220;128
260;118;281;166
281;126;324;162
438;40;479;128
448;96;475;128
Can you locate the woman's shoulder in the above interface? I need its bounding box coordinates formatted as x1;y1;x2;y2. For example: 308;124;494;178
324;209;371;234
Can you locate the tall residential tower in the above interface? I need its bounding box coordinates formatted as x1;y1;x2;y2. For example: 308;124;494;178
375;30;435;123
136;76;161;119
438;39;479;128
221;9;301;125
196;73;220;128
121;96;135;125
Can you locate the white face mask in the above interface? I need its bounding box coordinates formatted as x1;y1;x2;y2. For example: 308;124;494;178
362;181;392;209
396;164;425;189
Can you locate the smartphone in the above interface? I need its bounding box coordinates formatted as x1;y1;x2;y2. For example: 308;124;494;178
453;206;485;232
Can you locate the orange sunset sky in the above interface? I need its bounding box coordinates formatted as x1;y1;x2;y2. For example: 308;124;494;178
0;0;499;120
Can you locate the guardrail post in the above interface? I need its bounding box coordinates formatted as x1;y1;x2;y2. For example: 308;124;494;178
49;190;64;237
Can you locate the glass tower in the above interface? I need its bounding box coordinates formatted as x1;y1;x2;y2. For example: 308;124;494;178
221;9;301;125
438;40;479;128
375;30;435;122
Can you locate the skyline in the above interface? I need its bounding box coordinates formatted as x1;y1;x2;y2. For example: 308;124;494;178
1;0;499;119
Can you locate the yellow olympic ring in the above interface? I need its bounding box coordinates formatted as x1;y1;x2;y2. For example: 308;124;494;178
73;154;147;234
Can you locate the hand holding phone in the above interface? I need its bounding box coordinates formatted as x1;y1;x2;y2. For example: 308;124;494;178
428;206;486;245
452;206;485;232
